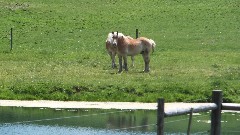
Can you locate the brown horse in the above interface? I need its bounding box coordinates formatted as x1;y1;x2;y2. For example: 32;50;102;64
112;32;156;73
105;32;134;68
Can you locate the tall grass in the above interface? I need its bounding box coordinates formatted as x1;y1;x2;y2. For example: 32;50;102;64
0;0;239;102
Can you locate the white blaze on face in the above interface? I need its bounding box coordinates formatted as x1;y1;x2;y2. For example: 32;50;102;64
112;36;118;46
111;32;118;46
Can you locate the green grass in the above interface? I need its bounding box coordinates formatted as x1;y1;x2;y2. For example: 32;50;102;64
0;0;240;102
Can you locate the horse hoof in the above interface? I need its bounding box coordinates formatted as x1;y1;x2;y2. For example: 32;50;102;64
112;65;117;69
144;70;150;73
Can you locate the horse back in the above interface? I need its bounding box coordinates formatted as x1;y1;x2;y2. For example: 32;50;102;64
137;37;151;46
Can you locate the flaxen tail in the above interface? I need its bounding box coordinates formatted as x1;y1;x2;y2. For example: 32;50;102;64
149;39;156;53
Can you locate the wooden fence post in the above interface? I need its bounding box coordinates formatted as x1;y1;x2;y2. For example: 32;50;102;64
157;98;164;135
136;29;139;39
187;108;193;135
211;90;222;135
10;28;13;51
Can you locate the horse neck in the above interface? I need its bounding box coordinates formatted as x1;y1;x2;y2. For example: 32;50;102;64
117;37;126;45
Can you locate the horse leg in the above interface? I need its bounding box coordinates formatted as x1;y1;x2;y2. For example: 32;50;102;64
142;53;150;72
111;52;117;68
118;55;123;73
131;56;134;67
123;56;128;71
108;51;116;69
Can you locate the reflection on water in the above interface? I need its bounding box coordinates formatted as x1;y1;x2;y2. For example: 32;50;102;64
0;107;156;135
0;107;240;135
1;124;155;135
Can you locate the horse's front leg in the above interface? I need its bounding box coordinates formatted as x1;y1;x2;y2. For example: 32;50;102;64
123;56;128;71
118;55;123;73
111;52;117;68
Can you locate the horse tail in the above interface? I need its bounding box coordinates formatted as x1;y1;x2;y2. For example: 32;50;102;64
149;39;156;53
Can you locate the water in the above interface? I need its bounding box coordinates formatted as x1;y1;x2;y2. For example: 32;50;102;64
0;107;239;135
1;124;154;135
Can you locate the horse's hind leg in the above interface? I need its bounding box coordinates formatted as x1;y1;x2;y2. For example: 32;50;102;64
131;56;134;67
123;56;128;71
142;53;150;72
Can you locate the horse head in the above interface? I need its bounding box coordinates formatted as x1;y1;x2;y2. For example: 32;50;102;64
112;31;119;47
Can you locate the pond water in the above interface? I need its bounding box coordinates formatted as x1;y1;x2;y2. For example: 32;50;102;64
0;107;239;135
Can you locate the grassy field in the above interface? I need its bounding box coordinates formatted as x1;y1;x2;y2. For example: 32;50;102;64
0;0;239;102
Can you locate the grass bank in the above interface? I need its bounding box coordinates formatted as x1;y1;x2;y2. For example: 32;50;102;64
0;0;239;102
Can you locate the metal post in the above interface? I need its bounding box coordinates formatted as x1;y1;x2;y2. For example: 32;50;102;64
10;28;13;51
187;108;193;135
136;29;139;39
211;90;222;135
157;98;164;135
